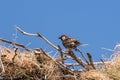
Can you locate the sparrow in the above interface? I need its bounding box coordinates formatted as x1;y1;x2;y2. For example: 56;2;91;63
59;35;87;51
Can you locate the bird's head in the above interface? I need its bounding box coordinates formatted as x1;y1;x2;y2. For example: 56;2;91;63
59;35;69;41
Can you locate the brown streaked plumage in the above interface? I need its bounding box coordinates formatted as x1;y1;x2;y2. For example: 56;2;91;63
59;35;80;51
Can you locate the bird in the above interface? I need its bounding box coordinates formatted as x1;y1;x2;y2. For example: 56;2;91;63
59;35;88;51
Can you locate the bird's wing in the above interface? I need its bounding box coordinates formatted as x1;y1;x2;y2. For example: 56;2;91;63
63;38;88;46
63;38;80;44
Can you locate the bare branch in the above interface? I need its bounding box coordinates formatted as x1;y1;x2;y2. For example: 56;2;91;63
87;53;96;69
16;27;89;70
68;51;87;68
16;27;38;36
12;48;18;63
58;45;64;64
0;38;30;51
40;48;74;74
65;63;80;67
16;27;59;50
65;61;110;67
100;59;107;68
76;48;89;65
56;56;68;63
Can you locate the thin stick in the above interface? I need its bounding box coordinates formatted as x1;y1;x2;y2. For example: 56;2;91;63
40;48;74;74
56;57;68;63
100;59;107;70
16;27;68;54
87;53;96;69
58;45;64;64
0;38;30;51
16;27;59;50
65;63;80;67
12;48;18;63
68;51;87;68
76;48;89;65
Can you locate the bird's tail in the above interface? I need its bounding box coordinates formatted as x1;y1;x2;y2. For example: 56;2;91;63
80;43;88;46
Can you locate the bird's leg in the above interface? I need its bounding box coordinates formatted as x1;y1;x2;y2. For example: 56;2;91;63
67;49;73;54
69;50;73;53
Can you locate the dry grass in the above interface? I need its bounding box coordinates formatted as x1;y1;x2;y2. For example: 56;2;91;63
0;46;120;80
0;47;62;80
79;53;120;80
80;70;109;80
105;54;120;80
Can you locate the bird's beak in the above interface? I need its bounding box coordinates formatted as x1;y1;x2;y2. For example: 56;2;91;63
59;36;61;39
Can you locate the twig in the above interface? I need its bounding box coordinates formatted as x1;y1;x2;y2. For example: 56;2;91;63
16;27;59;50
40;48;55;61
58;45;64;64
12;48;18;63
100;59;105;64
56;57;68;63
40;48;74;74
0;38;30;51
68;51;87;68
87;53;96;69
100;59;107;70
65;63;80;67
16;27;68;55
76;48;89;65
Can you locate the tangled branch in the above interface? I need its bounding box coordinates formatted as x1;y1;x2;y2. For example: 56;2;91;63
0;38;30;51
16;26;88;69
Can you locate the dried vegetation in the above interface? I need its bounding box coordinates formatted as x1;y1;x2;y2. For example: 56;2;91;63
0;27;120;80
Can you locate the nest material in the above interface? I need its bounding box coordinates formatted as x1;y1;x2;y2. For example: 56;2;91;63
0;47;77;80
0;47;120;80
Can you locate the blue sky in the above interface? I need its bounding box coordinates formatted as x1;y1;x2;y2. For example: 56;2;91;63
0;0;120;62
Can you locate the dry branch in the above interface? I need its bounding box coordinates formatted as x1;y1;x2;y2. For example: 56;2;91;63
16;27;59;50
100;59;107;69
16;27;89;70
36;48;74;75
12;48;18;63
68;51;87;68
87;53;96;69
58;45;64;64
0;38;30;51
56;57;68;63
65;63;80;67
76;48;89;65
